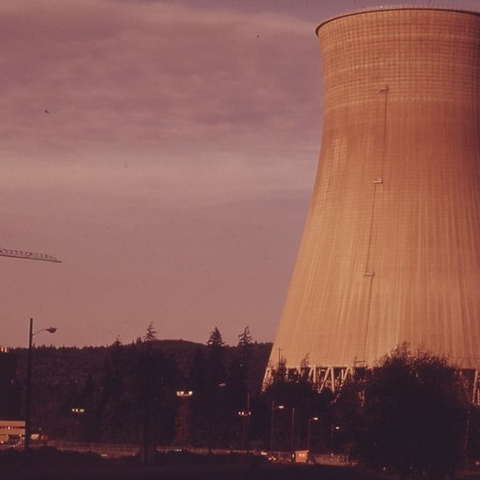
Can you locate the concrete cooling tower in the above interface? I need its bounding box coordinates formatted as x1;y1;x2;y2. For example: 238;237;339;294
266;7;480;393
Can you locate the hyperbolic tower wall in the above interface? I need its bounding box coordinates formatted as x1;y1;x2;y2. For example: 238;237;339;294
267;7;480;389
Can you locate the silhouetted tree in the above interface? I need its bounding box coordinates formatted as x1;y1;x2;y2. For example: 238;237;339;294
188;347;209;447
262;359;332;452
76;373;99;442
235;326;253;388
97;341;132;443
125;341;179;457
205;328;228;448
466;403;480;460
330;378;364;457
11;337;274;448
205;327;226;388
360;344;469;479
0;351;21;419
238;326;253;352
143;322;158;342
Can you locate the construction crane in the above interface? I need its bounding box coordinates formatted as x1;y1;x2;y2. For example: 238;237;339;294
0;247;61;263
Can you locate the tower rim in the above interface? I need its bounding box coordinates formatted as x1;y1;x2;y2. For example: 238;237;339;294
315;5;480;36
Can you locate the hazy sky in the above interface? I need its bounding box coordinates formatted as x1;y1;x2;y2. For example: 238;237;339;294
1;0;479;348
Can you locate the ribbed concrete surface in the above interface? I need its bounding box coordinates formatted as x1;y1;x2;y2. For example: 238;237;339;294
269;8;480;371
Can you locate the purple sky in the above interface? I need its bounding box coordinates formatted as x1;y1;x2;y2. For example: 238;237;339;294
1;0;478;348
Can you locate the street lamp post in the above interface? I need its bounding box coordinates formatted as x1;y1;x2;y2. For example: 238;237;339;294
176;391;193;450
269;401;284;453
307;417;319;452
238;392;252;453
207;382;226;454
71;407;85;443
290;407;295;456
237;411;251;450
245;391;250;453
330;425;340;453
25;318;56;452
237;391;251;452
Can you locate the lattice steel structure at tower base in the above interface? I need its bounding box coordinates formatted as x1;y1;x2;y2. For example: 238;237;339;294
266;7;480;400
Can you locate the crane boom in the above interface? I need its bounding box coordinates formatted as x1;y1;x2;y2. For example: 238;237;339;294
0;248;61;263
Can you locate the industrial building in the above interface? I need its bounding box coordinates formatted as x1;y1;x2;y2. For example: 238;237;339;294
266;7;480;397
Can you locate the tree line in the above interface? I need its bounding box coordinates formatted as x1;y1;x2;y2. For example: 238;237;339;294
5;326;480;479
10;326;272;448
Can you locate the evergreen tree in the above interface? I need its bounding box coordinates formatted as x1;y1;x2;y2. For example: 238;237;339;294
143;322;158;342
207;327;224;347
238;326;253;349
200;328;228;449
206;327;225;387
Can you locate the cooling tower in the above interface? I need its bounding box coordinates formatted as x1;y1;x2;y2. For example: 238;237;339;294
267;7;480;388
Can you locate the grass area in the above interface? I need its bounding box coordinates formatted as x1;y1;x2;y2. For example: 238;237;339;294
2;463;394;480
0;447;391;480
3;447;479;480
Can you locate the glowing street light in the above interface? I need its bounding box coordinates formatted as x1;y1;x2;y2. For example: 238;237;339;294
25;318;57;452
176;391;193;398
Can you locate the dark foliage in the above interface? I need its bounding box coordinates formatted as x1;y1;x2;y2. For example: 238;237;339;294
359;344;470;479
0;448;396;480
4;337;474;478
10;335;272;448
263;360;334;453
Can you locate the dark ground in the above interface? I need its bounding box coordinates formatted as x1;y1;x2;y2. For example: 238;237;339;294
2;448;480;480
0;448;390;480
1;463;392;480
